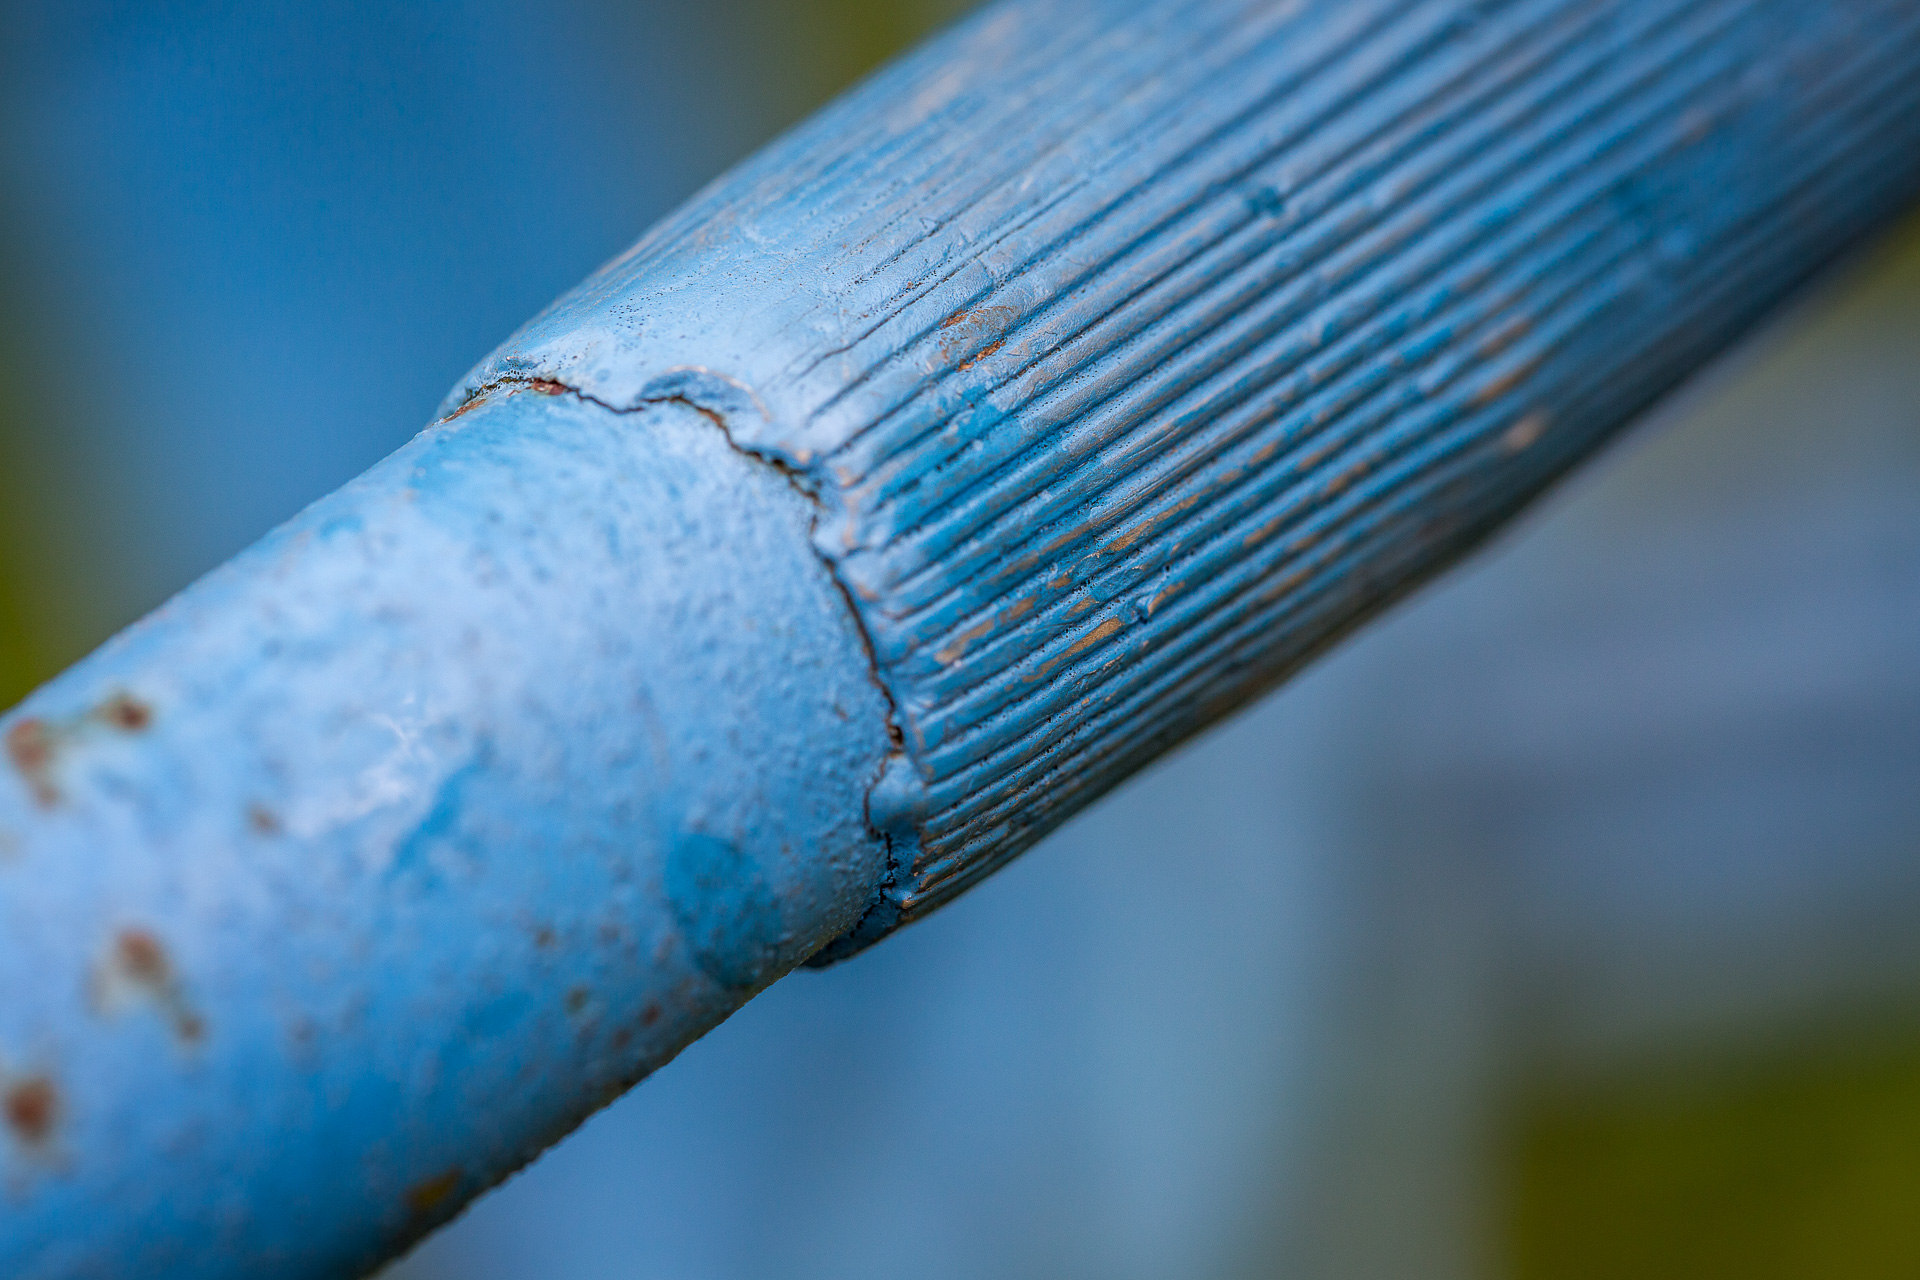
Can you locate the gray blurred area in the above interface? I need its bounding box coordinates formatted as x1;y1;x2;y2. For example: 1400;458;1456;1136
2;3;1917;1277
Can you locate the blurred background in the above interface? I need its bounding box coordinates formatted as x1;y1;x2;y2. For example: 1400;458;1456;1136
3;3;1918;1277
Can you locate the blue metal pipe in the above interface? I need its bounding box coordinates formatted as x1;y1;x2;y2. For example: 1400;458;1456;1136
2;0;1918;1275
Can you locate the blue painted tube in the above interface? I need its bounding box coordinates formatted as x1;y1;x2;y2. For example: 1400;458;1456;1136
3;0;1919;1275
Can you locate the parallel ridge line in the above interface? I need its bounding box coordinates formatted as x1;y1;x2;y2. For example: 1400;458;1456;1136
880;0;1745;757
853;0;1719;608
784;0;1463;435
840;1;1920;916
913;17;1920;845
859;0;1735;669
822;0;1623;518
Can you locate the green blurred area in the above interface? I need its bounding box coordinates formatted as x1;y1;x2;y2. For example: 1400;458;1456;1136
0;245;83;711
1509;1023;1920;1280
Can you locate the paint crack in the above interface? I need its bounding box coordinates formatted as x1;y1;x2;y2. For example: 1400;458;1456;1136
440;377;916;962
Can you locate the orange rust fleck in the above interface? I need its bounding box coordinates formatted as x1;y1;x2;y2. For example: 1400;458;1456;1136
1468;356;1544;408
102;928;206;1045
1071;615;1125;656
956;338;1005;371
117;929;170;984
5;719;59;807
527;378;570;396
1323;459;1370;498
939;306;1019;366
405;1168;463;1216
1261;565;1311;603
1036;520;1093;559
1501;410;1550;453
1111;492;1204;554
96;693;153;733
246;803;282;836
1242;511;1290;550
4;1076;56;1146
640;1002;662;1028
1475;314;1532;359
115;932;169;985
934;616;996;666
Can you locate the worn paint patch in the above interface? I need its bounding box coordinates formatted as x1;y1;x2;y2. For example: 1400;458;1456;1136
4;719;57;808
3;691;155;809
404;1168;463;1217
664;832;784;991
91;928;206;1045
2;1075;57;1150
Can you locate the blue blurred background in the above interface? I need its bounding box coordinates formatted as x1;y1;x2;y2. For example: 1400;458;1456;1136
3;3;1919;1277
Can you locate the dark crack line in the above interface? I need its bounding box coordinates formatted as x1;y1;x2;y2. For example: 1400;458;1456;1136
446;376;913;959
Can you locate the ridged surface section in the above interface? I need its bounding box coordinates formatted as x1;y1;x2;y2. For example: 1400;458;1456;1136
454;0;1920;948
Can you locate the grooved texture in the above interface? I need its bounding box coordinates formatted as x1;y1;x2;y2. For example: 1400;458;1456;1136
455;0;1920;947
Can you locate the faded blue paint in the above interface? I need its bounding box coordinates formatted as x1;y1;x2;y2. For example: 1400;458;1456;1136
0;391;890;1276
1;0;1919;1275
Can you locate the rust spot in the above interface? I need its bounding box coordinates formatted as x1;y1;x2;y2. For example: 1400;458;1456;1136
934;616;996;666
1467;355;1544;408
1035;519;1094;560
955;338;1004;371
532;925;557;950
95;693;152;733
246;803;282;836
998;595;1038;628
1025;616;1125;684
405;1168;463;1216
565;986;591;1014
939;305;1019;367
1501;410;1550;453
1474;313;1532;359
97;928;205;1045
5;719;59;807
640;1002;661;1028
527;378;570;396
116;929;170;984
4;1076;57;1147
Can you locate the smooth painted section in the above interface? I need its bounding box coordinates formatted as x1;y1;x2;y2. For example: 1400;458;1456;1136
0;389;891;1277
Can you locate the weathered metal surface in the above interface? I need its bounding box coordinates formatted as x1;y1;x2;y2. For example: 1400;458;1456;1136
0;392;891;1275
2;0;1919;1275
451;0;1920;955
